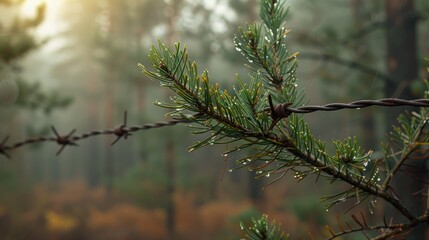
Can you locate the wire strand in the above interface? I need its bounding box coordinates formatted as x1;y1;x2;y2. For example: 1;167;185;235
287;98;429;114
1;97;428;156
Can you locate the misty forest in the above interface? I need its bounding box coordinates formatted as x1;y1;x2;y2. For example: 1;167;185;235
1;0;429;239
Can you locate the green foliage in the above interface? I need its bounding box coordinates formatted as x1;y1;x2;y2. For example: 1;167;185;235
139;0;429;238
0;1;71;113
115;162;169;208
0;168;17;192
240;214;287;240
232;208;261;225
140;0;379;212
15;79;73;114
288;197;326;225
0;3;45;65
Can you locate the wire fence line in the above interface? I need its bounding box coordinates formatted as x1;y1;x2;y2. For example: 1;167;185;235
280;98;429;114
1;98;428;158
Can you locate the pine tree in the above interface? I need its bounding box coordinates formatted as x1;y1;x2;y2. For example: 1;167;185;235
139;0;429;238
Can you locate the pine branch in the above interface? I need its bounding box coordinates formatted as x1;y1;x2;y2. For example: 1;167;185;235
382;110;429;191
370;215;429;240
326;214;429;240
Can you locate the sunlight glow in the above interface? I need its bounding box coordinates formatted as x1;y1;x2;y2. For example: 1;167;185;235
21;0;45;18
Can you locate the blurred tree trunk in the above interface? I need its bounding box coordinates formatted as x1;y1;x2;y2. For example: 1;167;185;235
165;2;181;238
385;0;418;99
165;140;175;240
104;0;118;198
351;0;377;150
384;0;426;238
85;67;101;188
246;0;265;208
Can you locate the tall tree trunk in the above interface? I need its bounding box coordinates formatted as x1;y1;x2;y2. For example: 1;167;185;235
85;58;101;188
351;0;377;150
385;0;418;99
246;0;265;208
384;1;426;238
165;2;181;238
104;0;117;199
165;140;175;240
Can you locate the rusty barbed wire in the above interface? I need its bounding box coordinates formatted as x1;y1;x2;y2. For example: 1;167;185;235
0;115;191;158
1;97;429;158
278;97;429;114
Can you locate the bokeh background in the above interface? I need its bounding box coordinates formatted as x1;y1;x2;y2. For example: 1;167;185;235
0;0;428;239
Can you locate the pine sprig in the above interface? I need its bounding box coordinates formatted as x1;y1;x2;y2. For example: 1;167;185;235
382;107;429;190
240;214;287;240
234;0;297;93
139;41;275;152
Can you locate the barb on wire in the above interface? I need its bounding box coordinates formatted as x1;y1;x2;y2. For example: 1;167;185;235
51;126;78;156
1;98;428;158
0;136;10;158
267;94;292;131
111;111;132;145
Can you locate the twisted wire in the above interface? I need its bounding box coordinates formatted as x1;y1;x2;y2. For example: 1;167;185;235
286;98;429;114
0;118;190;156
123;119;190;133
1;98;428;157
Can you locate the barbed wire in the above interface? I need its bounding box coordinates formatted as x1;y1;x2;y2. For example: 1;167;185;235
279;97;429;114
0;111;189;158
1;98;428;158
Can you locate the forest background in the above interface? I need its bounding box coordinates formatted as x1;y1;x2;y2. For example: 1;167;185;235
0;0;428;239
